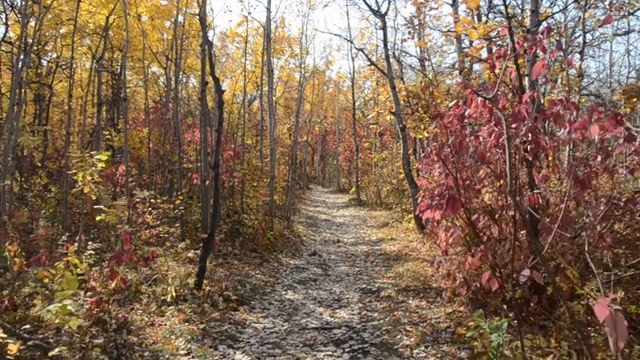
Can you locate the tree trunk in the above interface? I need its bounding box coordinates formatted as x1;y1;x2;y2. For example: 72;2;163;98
121;0;131;223
258;27;266;167
450;0;466;78
284;4;310;221
0;0;43;236
172;0;185;239
346;0;361;203
265;0;277;228
524;0;541;255
195;0;225;290
63;0;81;237
239;11;250;213
134;1;153;189
198;0;211;233
362;0;425;232
316;118;323;183
93;9;115;153
334;86;341;191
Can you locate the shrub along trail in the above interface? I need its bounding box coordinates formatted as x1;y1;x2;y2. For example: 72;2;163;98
206;186;465;359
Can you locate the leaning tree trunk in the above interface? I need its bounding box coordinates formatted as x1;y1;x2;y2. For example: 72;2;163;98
362;0;425;232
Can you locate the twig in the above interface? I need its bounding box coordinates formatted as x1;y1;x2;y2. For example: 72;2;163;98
584;235;605;296
0;319;54;353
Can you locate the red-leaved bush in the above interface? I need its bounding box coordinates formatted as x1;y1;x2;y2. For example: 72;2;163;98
415;24;639;356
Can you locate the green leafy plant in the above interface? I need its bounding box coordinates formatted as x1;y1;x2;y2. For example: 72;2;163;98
466;310;510;359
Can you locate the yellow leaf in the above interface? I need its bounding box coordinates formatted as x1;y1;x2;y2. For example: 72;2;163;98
460;16;474;26
467;0;481;10
455;22;463;34
62;273;79;291
468;29;479;41
13;258;25;272
83;185;90;194
7;342;21;355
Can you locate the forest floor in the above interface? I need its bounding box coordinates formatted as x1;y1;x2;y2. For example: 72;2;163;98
176;186;469;359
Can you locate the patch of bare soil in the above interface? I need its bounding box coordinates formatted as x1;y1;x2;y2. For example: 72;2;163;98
205;186;466;359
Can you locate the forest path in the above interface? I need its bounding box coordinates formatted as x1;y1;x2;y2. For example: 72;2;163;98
207;186;462;359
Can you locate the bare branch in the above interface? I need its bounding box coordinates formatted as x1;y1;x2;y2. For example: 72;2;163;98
0;320;54;353
318;29;387;76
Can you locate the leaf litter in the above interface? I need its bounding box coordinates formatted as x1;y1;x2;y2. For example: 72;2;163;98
198;186;468;359
85;186;468;359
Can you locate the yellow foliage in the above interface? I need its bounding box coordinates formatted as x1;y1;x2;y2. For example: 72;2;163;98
614;83;640;113
460;16;474;26
466;0;481;10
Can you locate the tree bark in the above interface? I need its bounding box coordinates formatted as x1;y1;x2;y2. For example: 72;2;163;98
93;8;116;153
346;0;361;203
63;0;82;237
284;4;310;220
121;0;131;223
198;0;211;233
362;0;425;232
265;0;277;229
0;0;45;236
239;10;250;213
195;0;225;290
172;0;186;239
334;85;341;191
134;0;154;189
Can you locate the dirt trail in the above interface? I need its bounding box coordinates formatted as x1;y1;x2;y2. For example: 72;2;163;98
208;186;459;359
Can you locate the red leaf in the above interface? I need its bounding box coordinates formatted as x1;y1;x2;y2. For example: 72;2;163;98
84;285;99;296
443;193;462;218
600;15;613;26
458;285;468;296
531;60;547;80
108;267;120;282
604;310;628;354
488;277;500;292
500;27;509;36
481;271;492;285
109;250;131;264
593;297;611;323
566;57;574;68
29;249;50;267
531;270;544;285
1;295;18;311
540;25;553;39
121;230;131;250
478;246;492;261
120;276;128;289
573;117;589;131
589;124;600;139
